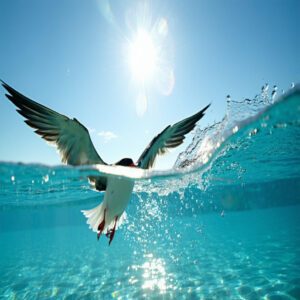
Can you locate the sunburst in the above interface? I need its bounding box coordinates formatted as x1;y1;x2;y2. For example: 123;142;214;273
128;28;158;83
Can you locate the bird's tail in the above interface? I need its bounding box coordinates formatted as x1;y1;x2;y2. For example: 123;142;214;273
81;203;126;234
81;202;106;233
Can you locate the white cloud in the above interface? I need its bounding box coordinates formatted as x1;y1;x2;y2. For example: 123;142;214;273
98;131;118;143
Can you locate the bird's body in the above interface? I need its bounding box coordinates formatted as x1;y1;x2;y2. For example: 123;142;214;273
82;176;134;243
104;177;135;222
1;80;209;244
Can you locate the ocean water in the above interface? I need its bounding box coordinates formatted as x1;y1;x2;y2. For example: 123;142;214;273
0;86;300;299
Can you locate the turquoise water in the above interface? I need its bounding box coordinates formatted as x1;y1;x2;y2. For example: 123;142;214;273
0;86;300;299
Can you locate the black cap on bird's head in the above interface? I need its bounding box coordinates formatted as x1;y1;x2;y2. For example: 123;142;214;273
115;158;136;167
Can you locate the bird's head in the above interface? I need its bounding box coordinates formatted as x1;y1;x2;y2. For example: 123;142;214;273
115;158;137;167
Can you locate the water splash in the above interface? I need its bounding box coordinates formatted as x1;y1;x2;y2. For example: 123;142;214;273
271;85;277;102
174;83;296;171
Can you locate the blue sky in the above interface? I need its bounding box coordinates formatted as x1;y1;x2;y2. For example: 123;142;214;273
0;0;299;169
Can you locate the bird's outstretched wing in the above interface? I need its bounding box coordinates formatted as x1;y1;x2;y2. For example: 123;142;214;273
1;80;106;166
137;104;210;169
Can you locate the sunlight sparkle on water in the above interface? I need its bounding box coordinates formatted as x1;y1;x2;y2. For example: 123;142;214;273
197;136;215;164
141;254;167;293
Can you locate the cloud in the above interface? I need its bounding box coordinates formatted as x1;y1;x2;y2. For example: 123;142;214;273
98;131;118;143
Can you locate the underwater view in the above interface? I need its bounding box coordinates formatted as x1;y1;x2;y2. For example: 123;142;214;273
1;86;299;299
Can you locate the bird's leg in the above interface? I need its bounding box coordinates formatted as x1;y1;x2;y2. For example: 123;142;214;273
107;216;118;245
97;208;106;240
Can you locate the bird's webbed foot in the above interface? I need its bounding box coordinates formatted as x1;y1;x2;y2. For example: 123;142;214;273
97;208;106;240
106;216;118;245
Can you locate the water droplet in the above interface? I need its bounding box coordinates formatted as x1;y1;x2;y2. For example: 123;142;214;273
232;126;239;133
291;82;295;88
43;174;49;183
11;176;15;182
261;83;269;93
274;123;287;128
249;128;258;136
226;95;231;102
271;90;277;101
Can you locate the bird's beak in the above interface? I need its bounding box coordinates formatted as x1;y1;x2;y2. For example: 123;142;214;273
129;163;137;168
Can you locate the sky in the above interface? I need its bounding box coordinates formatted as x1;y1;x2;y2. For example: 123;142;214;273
0;0;299;169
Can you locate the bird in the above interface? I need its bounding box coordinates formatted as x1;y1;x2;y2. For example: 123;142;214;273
1;80;210;244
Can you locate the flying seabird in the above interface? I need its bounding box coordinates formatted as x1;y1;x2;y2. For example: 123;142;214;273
1;80;210;244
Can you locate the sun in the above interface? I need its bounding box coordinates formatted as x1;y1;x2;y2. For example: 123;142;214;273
128;28;158;83
123;15;174;117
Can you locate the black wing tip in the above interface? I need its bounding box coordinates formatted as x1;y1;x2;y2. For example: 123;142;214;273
1;79;11;91
1;80;19;101
201;103;211;114
190;103;210;123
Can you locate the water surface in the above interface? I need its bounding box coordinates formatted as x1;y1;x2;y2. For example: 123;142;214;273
0;86;299;299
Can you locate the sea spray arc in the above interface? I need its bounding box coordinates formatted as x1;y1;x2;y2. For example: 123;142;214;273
1;80;209;244
175;84;300;174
